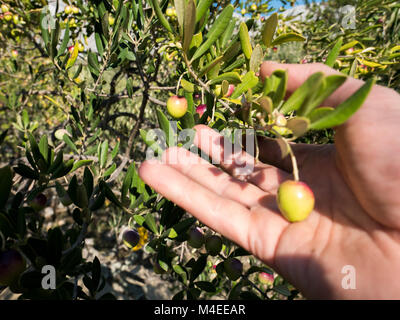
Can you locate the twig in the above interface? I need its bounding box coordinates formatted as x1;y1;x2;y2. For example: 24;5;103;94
62;222;88;255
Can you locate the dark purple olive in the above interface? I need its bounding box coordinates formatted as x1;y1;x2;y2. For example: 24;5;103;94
205;235;222;256
122;229;140;249
224;258;243;281
0;249;26;286
187;227;204;248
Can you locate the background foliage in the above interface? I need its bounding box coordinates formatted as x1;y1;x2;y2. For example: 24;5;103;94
0;0;398;300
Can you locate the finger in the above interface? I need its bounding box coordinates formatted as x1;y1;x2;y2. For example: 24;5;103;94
138;159;289;262
259;61;364;107
193;124;291;192
162;146;269;208
254;135;324;174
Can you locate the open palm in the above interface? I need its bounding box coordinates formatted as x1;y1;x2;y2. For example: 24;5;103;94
139;62;400;299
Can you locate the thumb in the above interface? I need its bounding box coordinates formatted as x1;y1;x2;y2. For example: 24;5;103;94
259;61;364;107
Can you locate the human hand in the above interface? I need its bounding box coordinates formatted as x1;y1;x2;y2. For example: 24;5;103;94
138;62;400;299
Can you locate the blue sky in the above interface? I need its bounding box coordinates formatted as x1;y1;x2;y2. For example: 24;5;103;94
262;0;322;9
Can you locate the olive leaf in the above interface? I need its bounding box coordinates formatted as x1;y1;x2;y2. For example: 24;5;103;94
308;107;335;123
309;78;375;130
150;0;173;33
231;71;259;99
280;72;324;114
286;117;310;137
209;72;241;85
271;33;306;46
258;96;273;114
183;0;196;52
262;13;278;47
249;44;264;73
239;22;252;60
196;0;213;23
325;37;343;67
191;5;234;61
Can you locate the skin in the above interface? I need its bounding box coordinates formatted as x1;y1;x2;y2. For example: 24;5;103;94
139;62;400;299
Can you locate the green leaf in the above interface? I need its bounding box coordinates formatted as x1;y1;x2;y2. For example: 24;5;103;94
239;22;252;60
103;163;117;178
190;32;203;50
231;71;259;99
220;19;236;49
286;117;310;137
271;69;288;107
95;32;104;57
100;180;122;208
71;160;93;173
63;134;78;153
271;33;306;46
0;166;13;209
199;55;224;78
174;0;185;35
280;72;324;114
325;38;343;67
302;74;347;115
181;79;195;93
14;163;39;180
156;109;176;147
140;129;164;155
183;0;196;53
145;213;158;234
308;107;335;123
49;19;60;60
88;51;100;76
57;22;70;58
68;176;88;208
38;135;49;163
209;72;241;85
189;254;207;282
100;140;109;168
262;13;278;47
249;45;264;73
173;264;188;284
258;96;273;114
273;284;291;296
181;112;195;129
195;281;216;292
168;217;196;239
151;0;173;33
196;0;213;23
191;5;234;62
309;78;375;130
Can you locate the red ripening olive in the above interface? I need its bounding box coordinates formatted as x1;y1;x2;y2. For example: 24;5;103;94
276;180;315;222
122;229;140;249
68;45;75;53
3;12;12;21
0;249;26;286
195;104;207;118
273;47;278;52
258;272;274;285
224;258;243;281
205;235;222;256
187;227;204;248
166;96;188;118
224;84;235;98
30;193;47;212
